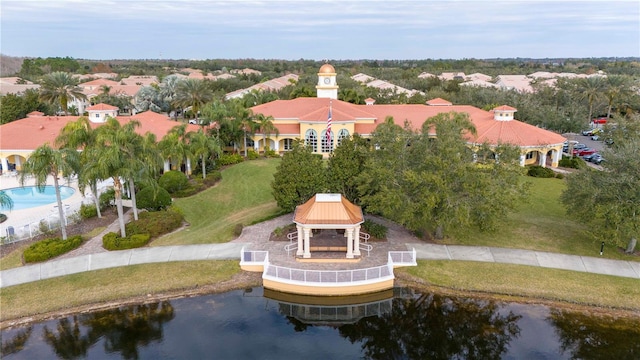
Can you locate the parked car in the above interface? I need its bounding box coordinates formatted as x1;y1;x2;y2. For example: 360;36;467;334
582;128;602;136
592;117;608;124
574;148;597;157
582;152;599;161
604;138;614;146
591;135;600;141
591;154;605;164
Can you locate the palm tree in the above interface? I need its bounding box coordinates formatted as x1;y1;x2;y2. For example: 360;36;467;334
159;75;181;120
39;71;87;116
254;113;279;152
603;75;631;119
172;79;214;123
227;102;256;156
577;76;605;123
56;117;104;218
19;144;80;240
0;190;13;214
188;130;222;179
86;118;147;236
99;85;112;96
158;124;193;175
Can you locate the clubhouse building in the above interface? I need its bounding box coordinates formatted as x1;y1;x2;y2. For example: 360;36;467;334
249;64;566;167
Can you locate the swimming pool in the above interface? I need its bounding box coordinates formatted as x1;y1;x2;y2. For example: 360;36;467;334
0;186;76;211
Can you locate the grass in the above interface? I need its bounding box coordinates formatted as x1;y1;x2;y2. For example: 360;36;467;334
0;261;242;322
401;261;640;310
2;163;639;322
152;158;283;246
446;176;638;262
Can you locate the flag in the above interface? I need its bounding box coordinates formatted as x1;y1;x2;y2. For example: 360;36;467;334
326;106;332;143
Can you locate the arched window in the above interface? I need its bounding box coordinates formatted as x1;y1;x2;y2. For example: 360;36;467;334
305;129;317;152
321;130;333;153
337;129;349;146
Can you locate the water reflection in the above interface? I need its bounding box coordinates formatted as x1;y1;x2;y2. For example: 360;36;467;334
1;288;639;359
549;308;640;359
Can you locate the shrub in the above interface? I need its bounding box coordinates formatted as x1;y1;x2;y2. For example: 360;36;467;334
233;224;244;237
103;232;151;250
362;219;388;239
559;157;586;169
264;149;279;158
247;149;259;160
99;188;115;208
79;203;98;219
23;235;83;263
172;187;198;198
218;154;244;166
203;171;222;186
527;165;556;178
125;206;184;239
555;173;565;179
136;186;172;210
159;170;189;194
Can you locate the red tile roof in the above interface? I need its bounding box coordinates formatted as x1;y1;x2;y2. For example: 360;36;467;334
493;105;517;111
0;112;199;152
252;99;566;147
426;98;452;106
87;103;119;111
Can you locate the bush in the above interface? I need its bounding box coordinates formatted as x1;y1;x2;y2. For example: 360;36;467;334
555;173;565;179
247;149;259;160
159;170;189;194
203;171;222;186
136;186;172;210
172;187;198;198
362;219;388;239
233;224;244;237
99;188;115;208
218;154;244;166
527;165;556;178
103;232;151;250
24;235;83;263
559;157;586;169
264;149;279;158
125;206;184;239
79;203;98;219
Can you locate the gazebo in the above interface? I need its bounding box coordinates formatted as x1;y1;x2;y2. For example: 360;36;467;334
293;193;365;259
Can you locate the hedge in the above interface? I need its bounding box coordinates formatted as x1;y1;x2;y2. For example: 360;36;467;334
159;170;189;194
218;154;244;166
527;165;556;178
23;235;83;263
136;186;172;210
103;232;151;250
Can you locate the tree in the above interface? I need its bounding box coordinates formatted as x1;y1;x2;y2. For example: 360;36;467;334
254;113;279;152
39;71;87;115
227;101;256;156
172;78;214;122
577;76;605;123
85;118;149;236
158;124;192;175
561;136;640;253
603;75;631;119
0;190;13;215
271;140;327;212
19;144;80;240
359;112;527;239
188;129;221;179
327;134;370;204
56;117;103;218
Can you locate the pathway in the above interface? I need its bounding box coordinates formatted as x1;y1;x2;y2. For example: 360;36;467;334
1;214;638;288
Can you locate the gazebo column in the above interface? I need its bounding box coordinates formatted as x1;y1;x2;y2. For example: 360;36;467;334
353;225;361;256
303;228;311;258
346;228;354;259
296;225;304;256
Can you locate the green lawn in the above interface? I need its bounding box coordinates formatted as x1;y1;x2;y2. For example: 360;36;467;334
152;158;283;246
446;176;638;262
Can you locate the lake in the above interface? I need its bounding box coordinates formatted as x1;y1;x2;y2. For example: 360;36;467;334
1;287;639;359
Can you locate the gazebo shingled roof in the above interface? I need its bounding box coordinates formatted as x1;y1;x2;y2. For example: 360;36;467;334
294;194;363;225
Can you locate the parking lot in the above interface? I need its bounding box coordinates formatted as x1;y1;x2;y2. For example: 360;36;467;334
562;132;607;169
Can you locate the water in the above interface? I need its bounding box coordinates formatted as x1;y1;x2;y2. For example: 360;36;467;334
0;186;75;211
1;287;639;359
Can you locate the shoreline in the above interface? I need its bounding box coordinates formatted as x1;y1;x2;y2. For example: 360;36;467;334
3;271;639;330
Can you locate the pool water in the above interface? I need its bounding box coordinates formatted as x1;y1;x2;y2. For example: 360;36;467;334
0;186;75;211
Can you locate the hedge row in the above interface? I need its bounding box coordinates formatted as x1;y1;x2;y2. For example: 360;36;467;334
23;235;83;263
218;154;244;166
102;232;151;250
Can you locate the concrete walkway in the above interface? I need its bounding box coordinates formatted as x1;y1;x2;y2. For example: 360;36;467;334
1;216;638;288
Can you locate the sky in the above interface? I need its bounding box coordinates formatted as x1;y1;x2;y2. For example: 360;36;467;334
1;0;639;60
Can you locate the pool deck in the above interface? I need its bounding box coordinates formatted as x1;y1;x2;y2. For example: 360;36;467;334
0;175;88;239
